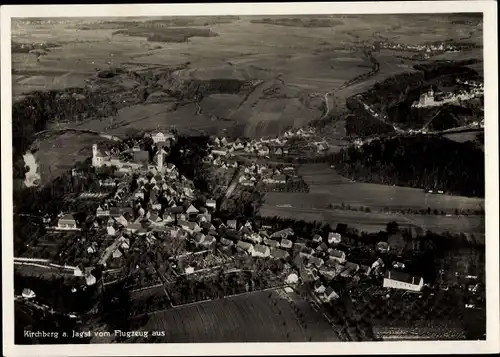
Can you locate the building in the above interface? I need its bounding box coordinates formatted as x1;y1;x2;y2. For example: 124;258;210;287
96;205;110;217
245;233;262;244
150;130;173;143
236;241;254;255
322;287;339;302
383;270;424;292
327;232;342;245
270;228;294;239
280;238;293;249
270;248;289;260
56;214;79;231
92;144;107;168
312;234;323;244
308;256;324;268
328;249;346;264
314;281;326;294
206;199;217;210
253;244;271;258
263;238;280;248
377;241;391;253
340;262;359;278
227;220;237;230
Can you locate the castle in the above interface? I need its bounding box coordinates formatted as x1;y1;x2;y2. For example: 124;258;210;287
418;87;435;106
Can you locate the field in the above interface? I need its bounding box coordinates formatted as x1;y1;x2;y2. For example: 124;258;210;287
12;15;483;182
297;164;485;211
261;163;485;238
127;288;339;342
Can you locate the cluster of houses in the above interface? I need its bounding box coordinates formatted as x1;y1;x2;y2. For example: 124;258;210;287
377;40;464;53
208;126;326;160
207;139;300;188
42;129;424;298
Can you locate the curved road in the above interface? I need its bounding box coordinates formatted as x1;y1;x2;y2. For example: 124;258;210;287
32;128;122;149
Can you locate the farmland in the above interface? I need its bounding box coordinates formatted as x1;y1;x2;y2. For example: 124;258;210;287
261;163;485;238
11;14;482;183
128;288;339;342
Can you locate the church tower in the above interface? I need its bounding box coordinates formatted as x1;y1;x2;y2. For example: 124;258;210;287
156;149;166;173
92;144;101;168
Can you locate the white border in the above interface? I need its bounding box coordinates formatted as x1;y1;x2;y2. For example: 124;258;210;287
1;2;498;356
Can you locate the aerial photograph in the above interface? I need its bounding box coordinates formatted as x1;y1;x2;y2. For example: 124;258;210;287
11;13;486;344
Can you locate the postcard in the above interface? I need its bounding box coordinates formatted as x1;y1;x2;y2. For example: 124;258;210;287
1;1;498;356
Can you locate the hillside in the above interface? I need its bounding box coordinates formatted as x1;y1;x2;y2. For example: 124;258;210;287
346;60;483;135
331;135;484;197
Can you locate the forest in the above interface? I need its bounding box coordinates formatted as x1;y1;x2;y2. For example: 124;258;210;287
330;135;484;197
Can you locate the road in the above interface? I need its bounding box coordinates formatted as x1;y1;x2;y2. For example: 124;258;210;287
31;128;122;151
320;49;380;120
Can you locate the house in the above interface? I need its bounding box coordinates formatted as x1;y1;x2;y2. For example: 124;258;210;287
341;262;360;278
280;238;293;249
270;228;294;239
383;270;424;292
96;205;110;217
112;247;123;259
110;207;120;218
328;232;342;245
245;233;262;244
252;244;271;258
227;220;237;230
322;287;339;302
263;238;280;248
314;281;326;294
199;235;217;249
316;242;329;252
106;224;116;236
258;147;270;156
308;256;324;268
206;199;217;210
329;249;346;264
377;241;391;253
312;234;323;244
360;265;372;276
86;274;97;286
319;266;339;280
270;248;289;260
220;237;233;246
118;236;130;250
371;258;385;272
56;214;79;231
73;265;85;277
236;241;254;255
299;247;314;258
126;223;142;233
186;204;199;216
178;220;201;235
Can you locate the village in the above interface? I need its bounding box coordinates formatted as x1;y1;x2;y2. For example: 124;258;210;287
16;127;482;320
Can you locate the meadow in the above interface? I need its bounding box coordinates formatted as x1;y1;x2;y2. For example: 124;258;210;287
128;288;338;342
11;15;483;183
261;163;485;238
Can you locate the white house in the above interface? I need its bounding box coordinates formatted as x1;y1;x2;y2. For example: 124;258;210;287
245;233;262;244
56;214;79;231
151;130;173;143
236;241;254;255
328;232;342;245
383;270;424;292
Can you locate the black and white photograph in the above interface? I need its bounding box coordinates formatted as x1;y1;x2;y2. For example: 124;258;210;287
1;2;499;355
